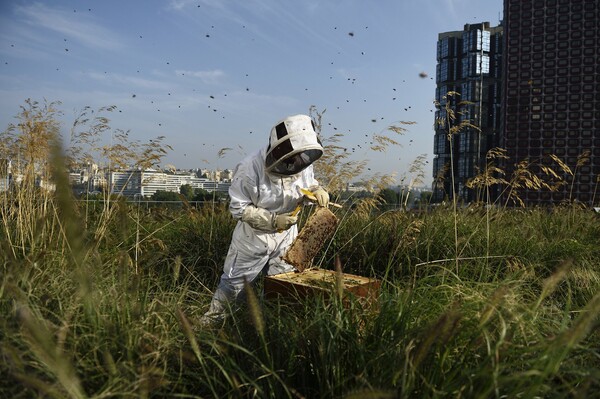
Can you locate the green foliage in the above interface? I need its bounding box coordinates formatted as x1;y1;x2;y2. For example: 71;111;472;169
150;190;181;201
418;190;433;204
179;183;194;200
192;188;215;201
378;188;399;206
3;192;600;397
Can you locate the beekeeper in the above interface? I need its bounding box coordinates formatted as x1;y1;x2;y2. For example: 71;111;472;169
201;114;329;325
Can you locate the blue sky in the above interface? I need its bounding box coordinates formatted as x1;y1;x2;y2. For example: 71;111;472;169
0;0;502;186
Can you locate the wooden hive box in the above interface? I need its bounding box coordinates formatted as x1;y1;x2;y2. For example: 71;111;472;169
264;269;380;303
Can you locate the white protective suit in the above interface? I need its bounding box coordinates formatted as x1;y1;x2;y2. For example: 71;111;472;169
203;114;325;322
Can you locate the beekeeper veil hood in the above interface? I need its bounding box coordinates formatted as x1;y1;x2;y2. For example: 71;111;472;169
265;114;323;175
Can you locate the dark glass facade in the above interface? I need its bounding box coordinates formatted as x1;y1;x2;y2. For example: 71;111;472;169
501;0;600;206
433;23;503;202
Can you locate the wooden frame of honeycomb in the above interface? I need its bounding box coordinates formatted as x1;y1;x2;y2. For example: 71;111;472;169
282;207;339;272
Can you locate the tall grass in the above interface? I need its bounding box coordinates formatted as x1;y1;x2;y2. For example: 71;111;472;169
1;100;599;398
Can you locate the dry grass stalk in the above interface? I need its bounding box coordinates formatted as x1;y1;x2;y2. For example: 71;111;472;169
408;154;427;188
433;162;450;199
570;150;591;201
400;219;424;251
434;91;479;271
176;307;203;364
557;291;600;349
16;302;87;399
479;286;509;327
334;255;344;301
465;148;509;203
411;306;462;369
466;146;590;208
0;99;62;258
67;105;172;251
501;155;567;207
243;279;265;338
309;105;415;213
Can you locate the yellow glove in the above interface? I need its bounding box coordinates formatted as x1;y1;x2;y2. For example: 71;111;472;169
312;187;330;207
274;212;298;230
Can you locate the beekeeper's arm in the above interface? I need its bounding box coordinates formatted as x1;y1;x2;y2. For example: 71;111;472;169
229;165;296;232
242;206;297;231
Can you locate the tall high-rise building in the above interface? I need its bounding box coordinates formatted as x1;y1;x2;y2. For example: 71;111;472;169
433;23;504;202
501;0;600;206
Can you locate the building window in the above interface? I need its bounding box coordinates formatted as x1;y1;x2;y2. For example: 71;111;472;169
436;132;449;152
532;70;543;78
439;59;454;82
583;54;595;62
582;103;594;111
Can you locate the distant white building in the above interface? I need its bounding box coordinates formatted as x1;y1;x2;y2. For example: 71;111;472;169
345;182;372;193
108;169;231;198
68;163;106;193
0;158;57;192
199;168;233;182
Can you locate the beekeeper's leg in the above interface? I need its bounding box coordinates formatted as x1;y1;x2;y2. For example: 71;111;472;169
202;236;268;324
267;257;295;275
266;227;297;275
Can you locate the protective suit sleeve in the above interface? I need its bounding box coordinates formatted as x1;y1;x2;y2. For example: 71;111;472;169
241;205;275;231
229;156;262;220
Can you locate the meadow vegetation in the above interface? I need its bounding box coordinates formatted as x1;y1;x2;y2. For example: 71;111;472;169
1;100;599;398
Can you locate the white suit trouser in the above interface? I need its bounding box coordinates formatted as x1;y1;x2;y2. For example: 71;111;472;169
203;222;296;321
